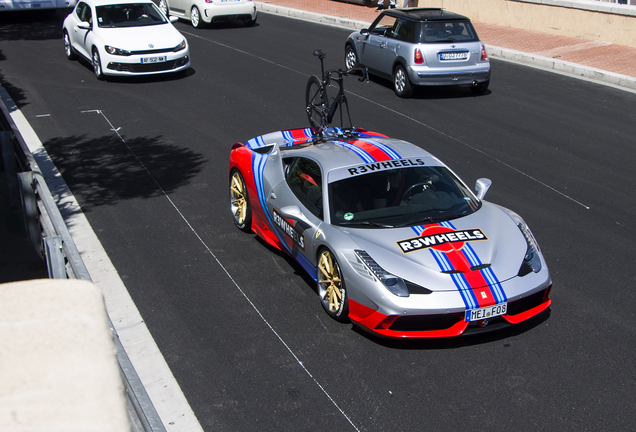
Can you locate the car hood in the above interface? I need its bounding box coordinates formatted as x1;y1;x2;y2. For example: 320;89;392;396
97;25;185;50
341;202;527;292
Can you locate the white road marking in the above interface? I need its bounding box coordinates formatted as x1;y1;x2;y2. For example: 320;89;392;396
0;87;203;432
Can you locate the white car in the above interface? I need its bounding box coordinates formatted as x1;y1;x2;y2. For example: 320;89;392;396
62;0;190;80
158;0;256;29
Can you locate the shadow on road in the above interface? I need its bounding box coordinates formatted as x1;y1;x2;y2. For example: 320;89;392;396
43;133;207;211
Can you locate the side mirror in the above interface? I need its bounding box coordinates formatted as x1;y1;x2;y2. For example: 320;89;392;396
475;178;492;200
169;16;178;23
361;29;369;37
77;21;91;30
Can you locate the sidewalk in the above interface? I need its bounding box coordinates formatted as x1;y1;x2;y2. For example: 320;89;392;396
257;0;636;90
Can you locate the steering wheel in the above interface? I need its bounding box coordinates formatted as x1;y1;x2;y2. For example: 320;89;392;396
401;183;431;202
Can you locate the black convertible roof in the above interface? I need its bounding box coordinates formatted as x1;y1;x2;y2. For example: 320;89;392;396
379;8;470;22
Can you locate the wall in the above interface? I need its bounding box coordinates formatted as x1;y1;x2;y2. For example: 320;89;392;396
415;0;636;47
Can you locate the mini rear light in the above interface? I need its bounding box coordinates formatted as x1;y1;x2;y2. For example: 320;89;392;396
414;48;424;64
481;44;488;61
232;142;244;149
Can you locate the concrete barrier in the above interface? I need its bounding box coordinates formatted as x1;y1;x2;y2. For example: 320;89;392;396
415;0;636;47
0;279;131;432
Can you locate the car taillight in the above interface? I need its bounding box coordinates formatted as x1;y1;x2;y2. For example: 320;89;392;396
481;45;488;61
414;48;424;64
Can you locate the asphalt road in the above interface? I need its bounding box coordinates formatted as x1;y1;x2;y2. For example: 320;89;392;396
1;9;635;431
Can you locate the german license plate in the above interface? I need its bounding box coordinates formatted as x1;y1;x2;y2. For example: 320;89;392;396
465;303;507;322
440;51;468;60
141;56;166;64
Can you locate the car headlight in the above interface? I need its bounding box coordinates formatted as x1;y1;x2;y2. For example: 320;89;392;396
517;222;542;276
105;45;131;56
173;40;186;52
354;250;409;297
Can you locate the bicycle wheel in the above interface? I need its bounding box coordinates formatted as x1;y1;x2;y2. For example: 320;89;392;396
305;75;328;130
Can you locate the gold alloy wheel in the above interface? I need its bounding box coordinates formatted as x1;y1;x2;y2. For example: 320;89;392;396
230;170;250;231
318;250;346;318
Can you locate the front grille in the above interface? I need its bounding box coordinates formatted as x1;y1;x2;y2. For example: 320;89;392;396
130;47;179;55
507;288;549;316
389;312;464;332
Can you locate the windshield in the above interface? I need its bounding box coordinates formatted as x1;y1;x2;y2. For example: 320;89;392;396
329;166;480;228
96;3;168;27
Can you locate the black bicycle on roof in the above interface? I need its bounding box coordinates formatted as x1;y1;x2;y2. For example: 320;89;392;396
305;49;368;136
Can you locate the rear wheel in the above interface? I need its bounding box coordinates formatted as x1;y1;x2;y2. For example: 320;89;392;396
229;170;252;232
191;6;203;28
393;64;413;98
158;0;168;16
470;79;490;95
344;45;358;70
305;75;327;130
318;249;348;320
92;48;105;80
63;31;77;60
243;14;257;26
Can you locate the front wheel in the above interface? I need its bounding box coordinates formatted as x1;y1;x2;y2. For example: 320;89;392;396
191;6;204;28
229;169;252;232
305;75;327;130
318;249;348;320
92;48;105;80
63;31;77;60
393;64;413;98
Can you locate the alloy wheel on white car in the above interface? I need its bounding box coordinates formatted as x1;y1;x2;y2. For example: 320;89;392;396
63;31;77;60
191;6;202;28
158;0;168;16
92;49;105;80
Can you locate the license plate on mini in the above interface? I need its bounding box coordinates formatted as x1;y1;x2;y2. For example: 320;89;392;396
465;303;507;322
141;56;166;64
440;51;469;60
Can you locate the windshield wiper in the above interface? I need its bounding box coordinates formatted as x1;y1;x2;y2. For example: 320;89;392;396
339;221;394;228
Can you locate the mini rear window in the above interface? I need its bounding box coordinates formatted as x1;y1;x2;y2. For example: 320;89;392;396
416;20;479;43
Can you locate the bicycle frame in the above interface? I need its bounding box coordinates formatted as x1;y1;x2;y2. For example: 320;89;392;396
306;49;368;138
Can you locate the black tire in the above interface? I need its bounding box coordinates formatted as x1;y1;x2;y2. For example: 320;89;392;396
470;79;490;95
393;64;413;98
191;6;204;28
344;44;358;70
317;249;349;320
305;75;327;130
92;48;105;80
243;14;257;27
229;169;252;232
63;31;77;60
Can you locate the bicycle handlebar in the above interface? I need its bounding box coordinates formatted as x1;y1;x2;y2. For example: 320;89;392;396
325;67;369;83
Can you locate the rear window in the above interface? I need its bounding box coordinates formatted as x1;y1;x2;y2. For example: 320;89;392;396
417;20;479;43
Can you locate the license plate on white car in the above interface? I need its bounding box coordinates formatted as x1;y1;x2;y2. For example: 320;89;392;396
141;56;166;64
465;303;507;322
440;51;469;60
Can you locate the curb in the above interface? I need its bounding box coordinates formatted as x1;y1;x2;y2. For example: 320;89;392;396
256;2;636;91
